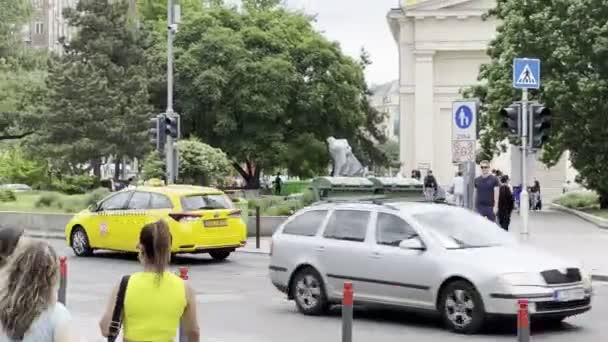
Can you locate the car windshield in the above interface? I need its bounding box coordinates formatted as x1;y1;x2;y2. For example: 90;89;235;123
412;207;516;249
181;194;234;211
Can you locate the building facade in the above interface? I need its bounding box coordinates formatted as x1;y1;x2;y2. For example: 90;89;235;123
387;0;569;200
369;80;400;143
22;0;77;53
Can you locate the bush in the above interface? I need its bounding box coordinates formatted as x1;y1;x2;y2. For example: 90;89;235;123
0;189;16;202
554;191;599;209
35;192;64;209
51;175;99;195
84;187;111;207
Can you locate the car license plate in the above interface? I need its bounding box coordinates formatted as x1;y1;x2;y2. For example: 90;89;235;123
554;288;585;302
204;219;227;228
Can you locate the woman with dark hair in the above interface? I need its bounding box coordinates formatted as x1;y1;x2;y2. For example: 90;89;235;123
0;240;79;342
0;227;25;268
498;175;515;230
100;220;200;342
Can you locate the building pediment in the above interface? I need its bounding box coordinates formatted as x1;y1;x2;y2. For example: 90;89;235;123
403;0;494;19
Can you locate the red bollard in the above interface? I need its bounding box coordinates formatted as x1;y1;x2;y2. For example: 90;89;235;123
58;256;67;305
342;282;353;342
179;267;189;280
517;299;530;342
178;267;189;342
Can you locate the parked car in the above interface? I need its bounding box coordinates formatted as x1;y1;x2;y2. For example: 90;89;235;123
65;184;247;260
269;201;592;334
0;184;32;192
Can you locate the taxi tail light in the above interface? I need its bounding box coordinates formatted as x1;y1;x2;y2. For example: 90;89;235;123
169;213;202;223
228;209;242;218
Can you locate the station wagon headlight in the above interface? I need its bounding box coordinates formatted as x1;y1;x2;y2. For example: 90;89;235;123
499;272;546;286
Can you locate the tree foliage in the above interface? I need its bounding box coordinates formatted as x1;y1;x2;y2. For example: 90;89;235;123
172;5;386;187
0;0;31;53
35;0;153;175
176;137;232;186
464;0;608;207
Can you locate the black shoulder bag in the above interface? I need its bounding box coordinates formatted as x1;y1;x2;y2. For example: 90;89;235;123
107;275;130;342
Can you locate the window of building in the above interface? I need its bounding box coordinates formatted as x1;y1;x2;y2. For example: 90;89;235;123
34;22;44;34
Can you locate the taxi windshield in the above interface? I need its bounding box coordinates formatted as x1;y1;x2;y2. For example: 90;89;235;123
412;207;516;249
181;194;234;211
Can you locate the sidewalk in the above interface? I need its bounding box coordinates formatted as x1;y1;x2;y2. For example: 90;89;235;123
510;208;608;281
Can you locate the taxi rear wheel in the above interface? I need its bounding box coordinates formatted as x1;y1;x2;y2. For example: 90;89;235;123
209;249;231;261
71;227;93;257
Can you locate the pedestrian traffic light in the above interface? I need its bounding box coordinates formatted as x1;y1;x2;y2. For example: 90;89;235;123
529;103;551;149
499;103;521;136
165;114;180;139
149;115;166;153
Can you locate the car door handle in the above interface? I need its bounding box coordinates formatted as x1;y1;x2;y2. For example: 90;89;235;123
315;246;325;252
370;252;382;259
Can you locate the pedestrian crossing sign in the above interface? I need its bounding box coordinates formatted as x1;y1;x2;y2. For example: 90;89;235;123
513;58;540;89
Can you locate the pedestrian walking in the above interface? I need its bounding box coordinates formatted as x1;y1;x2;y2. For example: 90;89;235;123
497;175;515;230
100;220;200;342
0;240;79;342
452;171;465;207
474;160;500;222
423;170;438;202
273;173;283;195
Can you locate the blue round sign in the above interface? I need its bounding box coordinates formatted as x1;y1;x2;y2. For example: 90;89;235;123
455;105;473;129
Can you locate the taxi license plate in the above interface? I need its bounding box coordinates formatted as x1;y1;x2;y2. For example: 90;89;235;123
554;288;585;302
204;219;227;228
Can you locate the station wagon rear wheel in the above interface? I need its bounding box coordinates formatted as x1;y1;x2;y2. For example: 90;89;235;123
291;268;329;315
440;280;486;334
71;227;93;257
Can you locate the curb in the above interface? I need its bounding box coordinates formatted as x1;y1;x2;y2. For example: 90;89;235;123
551;203;608;229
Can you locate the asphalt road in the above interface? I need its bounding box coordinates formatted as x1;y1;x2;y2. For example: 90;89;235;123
45;239;608;342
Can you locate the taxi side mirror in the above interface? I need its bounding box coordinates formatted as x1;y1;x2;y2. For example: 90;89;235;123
88;203;99;212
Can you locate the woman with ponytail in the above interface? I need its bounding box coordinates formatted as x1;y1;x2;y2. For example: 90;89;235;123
0;240;79;342
100;220;200;342
0;227;25;269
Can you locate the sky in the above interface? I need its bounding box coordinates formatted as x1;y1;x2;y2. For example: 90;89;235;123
284;0;400;86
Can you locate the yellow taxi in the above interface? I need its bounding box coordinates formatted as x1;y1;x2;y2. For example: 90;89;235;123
64;184;247;260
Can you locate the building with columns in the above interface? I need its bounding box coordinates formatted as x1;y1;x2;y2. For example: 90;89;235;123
369;80;400;143
387;0;569;201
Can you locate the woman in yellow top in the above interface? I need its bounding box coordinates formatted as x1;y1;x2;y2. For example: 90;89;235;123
99;220;200;342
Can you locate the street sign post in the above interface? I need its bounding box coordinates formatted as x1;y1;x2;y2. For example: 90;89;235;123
451;100;477;163
513;58;541;239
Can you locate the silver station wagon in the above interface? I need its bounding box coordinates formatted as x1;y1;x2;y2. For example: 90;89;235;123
268;201;593;334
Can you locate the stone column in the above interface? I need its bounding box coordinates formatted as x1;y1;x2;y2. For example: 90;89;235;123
413;50;435;171
398;18;416;174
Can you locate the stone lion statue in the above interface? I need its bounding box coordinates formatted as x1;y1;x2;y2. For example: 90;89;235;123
327;137;365;177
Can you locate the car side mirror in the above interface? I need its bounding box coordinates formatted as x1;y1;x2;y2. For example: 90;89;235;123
88;204;99;212
399;237;425;250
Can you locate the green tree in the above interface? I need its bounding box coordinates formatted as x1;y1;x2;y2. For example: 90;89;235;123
173;5;386;187
464;0;608;208
176;137;232;185
0;147;48;187
141;151;165;180
37;0;153;178
0;0;32;53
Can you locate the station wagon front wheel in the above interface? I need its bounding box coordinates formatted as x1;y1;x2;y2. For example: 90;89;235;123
291;268;329;315
439;280;486;334
71;227;93;257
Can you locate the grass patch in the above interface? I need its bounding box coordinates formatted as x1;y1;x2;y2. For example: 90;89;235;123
553;191;599;210
0;188;110;213
584;209;608;220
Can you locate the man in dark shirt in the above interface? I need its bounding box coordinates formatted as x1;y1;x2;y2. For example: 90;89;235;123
474;160;500;222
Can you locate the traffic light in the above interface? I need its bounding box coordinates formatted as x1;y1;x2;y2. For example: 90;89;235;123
499;103;521;136
529;103;551;149
149;115;166;153
164;114;180;139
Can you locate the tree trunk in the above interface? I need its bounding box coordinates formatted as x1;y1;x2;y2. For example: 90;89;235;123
232;160;261;189
114;158;121;180
91;159;102;179
599;191;608;209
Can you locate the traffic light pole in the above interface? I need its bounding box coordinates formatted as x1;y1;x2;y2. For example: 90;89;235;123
520;89;530;239
166;0;175;184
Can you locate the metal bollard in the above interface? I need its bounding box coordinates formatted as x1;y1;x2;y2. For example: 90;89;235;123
255;206;261;249
342;282;353;342
517;299;530;342
58;256;67;305
178;267;189;342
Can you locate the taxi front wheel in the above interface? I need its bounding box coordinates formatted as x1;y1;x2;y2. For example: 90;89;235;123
209;250;231;261
71;227;93;257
